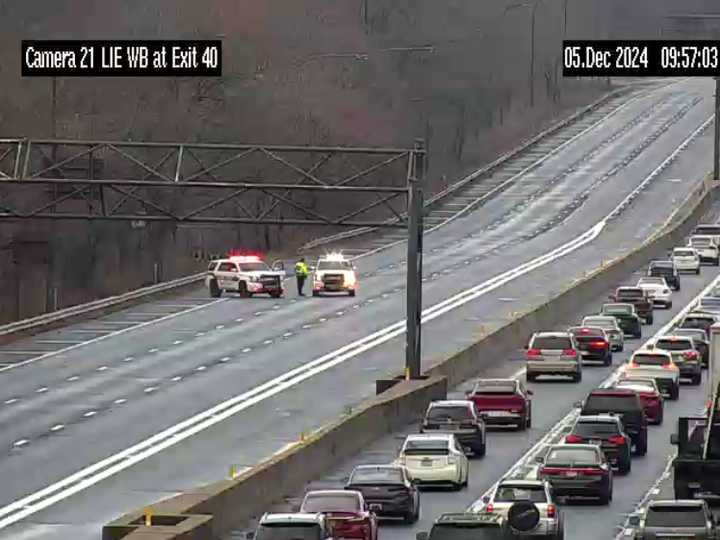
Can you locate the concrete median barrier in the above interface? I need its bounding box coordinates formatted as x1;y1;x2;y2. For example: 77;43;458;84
104;175;716;540
102;375;447;540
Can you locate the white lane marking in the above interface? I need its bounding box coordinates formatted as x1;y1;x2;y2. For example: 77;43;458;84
63;329;110;334
216;325;225;330
148;348;159;353
50;425;64;432
122;356;134;362
0;300;225;374
35;387;48;394
35;340;83;345
283;333;293;338
242;348;252;353
471;269;720;510
4;399;18;405
66;376;79;382
12;440;28;448
145;387;157;393
0;115;708;529
319;318;327;322
254;312;264;316
113;399;126;405
82;411;96;418
195;332;205;337
263;340;273;345
196;366;207;372
0;351;49;355
172;376;183;382
220;357;231;363
236;318;244;323
173;340;183;345
97;366;108;372
336;311;344;316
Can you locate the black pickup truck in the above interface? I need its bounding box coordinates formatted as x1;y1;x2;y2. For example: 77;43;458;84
609;287;654;324
671;415;720;500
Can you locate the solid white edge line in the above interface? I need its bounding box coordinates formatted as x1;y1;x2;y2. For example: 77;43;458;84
0;299;226;374
0;94;710;530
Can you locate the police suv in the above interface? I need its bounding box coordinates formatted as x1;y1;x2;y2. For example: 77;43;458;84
206;254;285;298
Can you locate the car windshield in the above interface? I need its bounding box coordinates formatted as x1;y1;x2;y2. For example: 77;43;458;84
531;336;571;349
428;524;505;540
473;381;516;394
638;277;665;286
255;523;323;540
317;260;353;271
584;394;640;413
655;338;693;351
632;353;670;366
674;249;695;257
349;467;404;485
239;262;271;272
403;439;450;455
645;505;706;527
583;318;616;329
545;448;599;466
573;421;620;437
494;485;547;503
603;304;633;314
427;406;472;421
301;493;360;513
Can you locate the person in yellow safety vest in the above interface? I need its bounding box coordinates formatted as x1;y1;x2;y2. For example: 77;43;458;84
295;257;310;296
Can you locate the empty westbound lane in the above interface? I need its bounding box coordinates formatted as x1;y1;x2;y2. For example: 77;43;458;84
0;78;714;538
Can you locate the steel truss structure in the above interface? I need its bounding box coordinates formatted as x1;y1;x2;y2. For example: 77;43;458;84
0;136;427;378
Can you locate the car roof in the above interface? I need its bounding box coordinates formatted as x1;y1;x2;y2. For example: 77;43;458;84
429;400;473;408
616;286;641;291
633;349;672;357
583;315;616;321
548;443;600;451
616;378;657;388
353;464;403;472
533;331;572;337
685;312;717;319
656;334;693;343
260;513;323;524
405;433;453;441
304;489;359;498
588;388;640;396
577;415;621;424
497;478;546;487
648;499;705;508
475;378;516;385
434;513;504;525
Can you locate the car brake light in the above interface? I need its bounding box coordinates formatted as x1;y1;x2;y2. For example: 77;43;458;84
486;503;494;513
683;351;698;360
578;468;604;476
590;340;608;348
546;504;556;518
565;434;584;443
628;362;638;368
527;348;542;356
608;435;626;445
563;349;577;357
663;362;676;370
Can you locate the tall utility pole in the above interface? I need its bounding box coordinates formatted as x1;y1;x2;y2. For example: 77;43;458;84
715;77;720;181
405;139;425;379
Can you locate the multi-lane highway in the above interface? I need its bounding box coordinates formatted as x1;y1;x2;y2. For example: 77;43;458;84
245;233;720;539
0;77;716;538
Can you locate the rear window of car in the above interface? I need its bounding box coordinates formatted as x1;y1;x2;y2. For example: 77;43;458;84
638;277;665;286
545;447;599;466
632;353;670;366
573;421;620;437
582;317;615;329
615;381;655;393
645;505;706;527
531;336;572;349
674;330;706;342
494;485;547;503
473;381;517;394
682;317;714;329
616;289;643;298
695;225;720;236
603;304;633;314
349;467;404;485
569;327;604;337
655;338;693;351
301;493;360;513
403;439;450;454
584;394;641;413
674;249;696;257
690;237;713;247
427;405;473;421
256;523;322;540
429;524;505;540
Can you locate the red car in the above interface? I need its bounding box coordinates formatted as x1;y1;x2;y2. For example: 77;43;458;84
300;490;378;540
466;378;533;431
614;377;664;425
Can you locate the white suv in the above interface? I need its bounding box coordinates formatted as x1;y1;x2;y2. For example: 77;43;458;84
206;255;285;298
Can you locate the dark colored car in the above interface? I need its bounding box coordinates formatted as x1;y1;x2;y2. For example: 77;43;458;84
629;499;717;540
679;312;718;340
300;490;378;540
345;465;419;524
608;288;654;324
614;378;664;425
466;379;533;431
599;303;642;338
648;260;680;291
420;400;486;457
578;389;648;456
673;328;710;368
567;327;612;366
565;415;632;474
537;444;613;504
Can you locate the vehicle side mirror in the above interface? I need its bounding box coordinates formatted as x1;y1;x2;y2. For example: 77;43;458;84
646;343;655;350
527;389;534;396
628;514;641;527
246;532;255;540
465;390;472;397
608;295;615;301
573;400;583;408
670;433;679;445
271;260;285;271
535;455;544;464
482;495;490;504
310;266;316;271
416;532;429;540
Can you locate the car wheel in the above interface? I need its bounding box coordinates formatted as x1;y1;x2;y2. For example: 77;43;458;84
635;436;647;457
715;258;719;267
655;406;664;426
572;371;582;383
599;489;611;505
526;407;532;429
270;291;282;299
604;352;612;367
696;268;701;275
209;279;222;298
474;441;486;458
670;383;680;400
526;372;537;383
692;373;702;386
647;316;654;325
619;455;632;475
618;342;624;352
666;301;672;309
238;282;251;298
312;290;320;297
349;290;356;297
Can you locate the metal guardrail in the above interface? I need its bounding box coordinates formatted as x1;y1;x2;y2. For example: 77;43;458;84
300;86;630;251
0;272;206;339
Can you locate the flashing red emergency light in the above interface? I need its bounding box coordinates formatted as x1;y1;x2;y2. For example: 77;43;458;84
227;249;263;263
